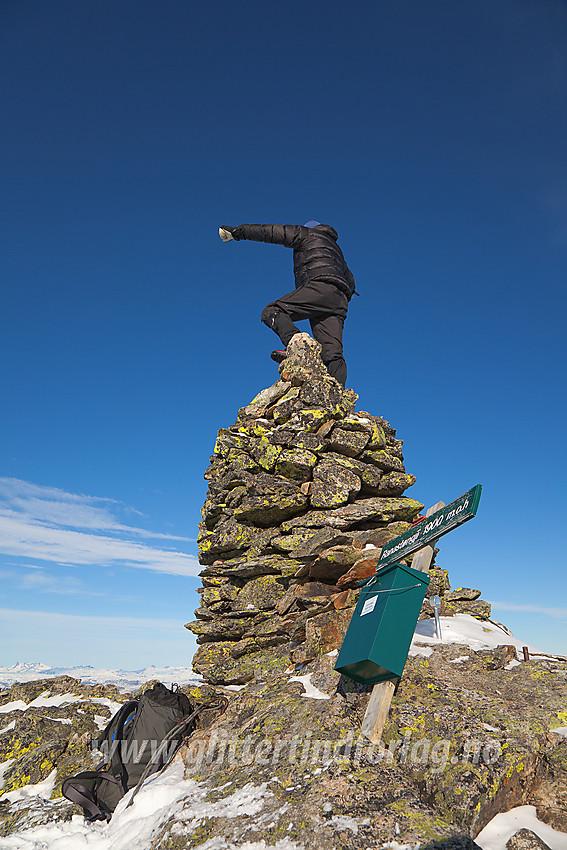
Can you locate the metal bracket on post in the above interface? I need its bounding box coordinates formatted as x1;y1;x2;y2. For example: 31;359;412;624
361;500;445;744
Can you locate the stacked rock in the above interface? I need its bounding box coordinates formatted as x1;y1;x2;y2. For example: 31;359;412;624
186;334;490;685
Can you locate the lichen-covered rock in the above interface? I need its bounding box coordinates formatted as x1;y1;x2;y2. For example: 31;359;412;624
446;587;482;601
327;426;369;457
311;458;361;508
213;429;251;458
506;829;552;850
321;451;383;491
307;545;363;582
375;470;416;496
287;527;354;559
446;599;492;619
188;616;258;643
532;741;567;831
292;497;424;530
234;575;286;612
275;447;318;482
286;407;336;433
200;583;239;608
278;332;328;384
424;567;452;598
238;378;292;419
201;554;301;579
271;387;301;424
233;490;308;526
0;677;123;813
197;519;263;563
361;448;406;472
191;641;289;684
249;436;282;471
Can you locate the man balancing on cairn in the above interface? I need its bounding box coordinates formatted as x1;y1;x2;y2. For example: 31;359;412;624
219;221;357;388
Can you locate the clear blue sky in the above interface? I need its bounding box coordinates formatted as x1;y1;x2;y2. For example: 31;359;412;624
1;0;566;668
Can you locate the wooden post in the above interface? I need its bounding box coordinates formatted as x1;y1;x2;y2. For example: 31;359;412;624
361;500;445;744
361;680;397;742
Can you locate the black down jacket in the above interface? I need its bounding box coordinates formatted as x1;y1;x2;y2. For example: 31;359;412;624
229;223;356;300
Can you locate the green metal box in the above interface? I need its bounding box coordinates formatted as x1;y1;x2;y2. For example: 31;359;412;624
334;562;430;685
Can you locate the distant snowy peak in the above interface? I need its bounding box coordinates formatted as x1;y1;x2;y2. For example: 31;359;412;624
3;661;52;675
0;662;201;691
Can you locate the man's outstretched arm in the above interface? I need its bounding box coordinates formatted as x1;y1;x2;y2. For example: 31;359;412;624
219;223;306;248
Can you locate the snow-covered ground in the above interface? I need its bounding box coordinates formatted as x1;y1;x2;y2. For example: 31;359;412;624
476;806;567;850
1;619;566;848
0;661;201;691
1;758;565;850
409;613;561;662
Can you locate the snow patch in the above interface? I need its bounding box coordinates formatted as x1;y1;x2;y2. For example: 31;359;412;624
2;769;57;803
0;762;285;850
288;674;330;700
550;726;567;738
449;655;470;664
475;804;567;850
0;700;27;714
0;758;15;791
177;781;272;823
195;840;302;850
412;614;546;656
0;692;122;717
408;644;433;658
328;815;370;834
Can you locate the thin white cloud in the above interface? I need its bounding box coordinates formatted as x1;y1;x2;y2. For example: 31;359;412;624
0;607;184;632
0;478;191;540
0;478;200;577
490;601;567;619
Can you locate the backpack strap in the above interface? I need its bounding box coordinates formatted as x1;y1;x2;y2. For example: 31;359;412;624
61;771;122;823
125;695;229;809
95;699;138;790
95;699;138;751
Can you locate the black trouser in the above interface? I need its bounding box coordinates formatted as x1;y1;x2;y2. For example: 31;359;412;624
261;280;348;387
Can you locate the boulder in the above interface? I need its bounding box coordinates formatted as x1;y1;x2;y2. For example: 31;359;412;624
326;426;369;457
311;458;361;508
275;448;318;483
239;378;292;419
446;587;482;601
506;830;552;850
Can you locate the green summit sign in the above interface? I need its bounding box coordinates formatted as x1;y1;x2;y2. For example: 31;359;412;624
377;484;482;569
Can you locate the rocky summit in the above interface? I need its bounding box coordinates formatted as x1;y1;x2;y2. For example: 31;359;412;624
1;335;565;849
186;333;491;686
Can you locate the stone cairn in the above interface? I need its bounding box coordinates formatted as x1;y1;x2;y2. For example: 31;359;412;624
186;334;490;685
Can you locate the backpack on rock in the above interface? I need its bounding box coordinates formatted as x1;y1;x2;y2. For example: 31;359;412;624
62;682;195;822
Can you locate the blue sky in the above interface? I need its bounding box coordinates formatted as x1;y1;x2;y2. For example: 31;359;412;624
1;0;566;668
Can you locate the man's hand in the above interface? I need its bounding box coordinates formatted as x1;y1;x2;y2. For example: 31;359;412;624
219;226;234;242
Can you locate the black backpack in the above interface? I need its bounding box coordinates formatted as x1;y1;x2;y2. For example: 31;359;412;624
62;682;195;822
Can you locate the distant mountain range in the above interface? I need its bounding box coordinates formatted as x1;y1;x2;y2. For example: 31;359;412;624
0;661;201;691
